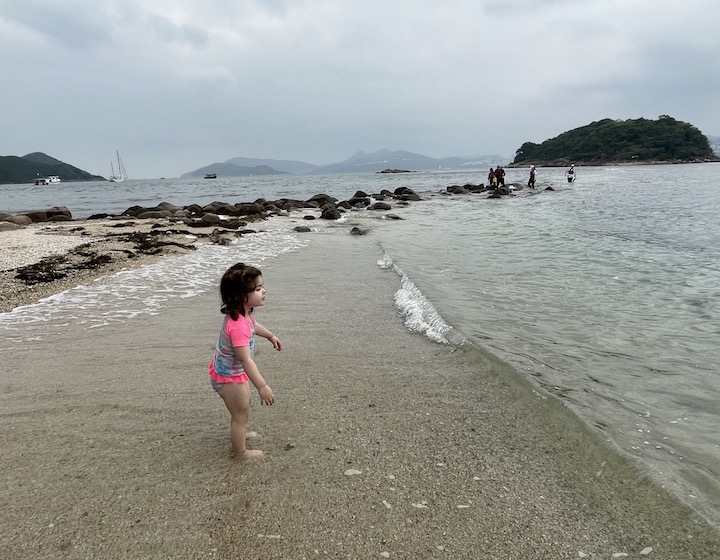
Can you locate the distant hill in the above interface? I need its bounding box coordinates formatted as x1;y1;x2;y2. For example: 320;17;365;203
223;156;318;174
180;162;290;179
0;152;106;184
311;149;463;174
182;150;510;177
316;150;509;173
513;116;717;165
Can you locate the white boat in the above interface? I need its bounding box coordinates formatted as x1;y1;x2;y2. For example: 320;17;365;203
34;175;61;185
108;151;128;182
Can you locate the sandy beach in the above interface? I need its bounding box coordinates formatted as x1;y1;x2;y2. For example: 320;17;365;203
0;218;246;313
1;221;720;559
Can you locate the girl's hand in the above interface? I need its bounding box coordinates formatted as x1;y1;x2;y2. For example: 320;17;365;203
269;335;282;351
258;385;275;406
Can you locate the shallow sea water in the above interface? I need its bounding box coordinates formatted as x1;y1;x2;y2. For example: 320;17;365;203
370;164;720;528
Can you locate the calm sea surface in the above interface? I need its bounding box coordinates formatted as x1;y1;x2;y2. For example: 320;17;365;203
1;164;719;527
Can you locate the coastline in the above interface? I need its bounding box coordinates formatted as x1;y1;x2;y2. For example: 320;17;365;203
0;218;255;313
1;224;719;558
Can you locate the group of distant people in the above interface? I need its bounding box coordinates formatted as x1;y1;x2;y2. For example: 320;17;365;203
487;166;506;188
486;164;576;190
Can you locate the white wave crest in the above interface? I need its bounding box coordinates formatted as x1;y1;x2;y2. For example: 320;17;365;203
378;253;460;345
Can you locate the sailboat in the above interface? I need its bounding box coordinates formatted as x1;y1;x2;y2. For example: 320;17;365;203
108;151;128;182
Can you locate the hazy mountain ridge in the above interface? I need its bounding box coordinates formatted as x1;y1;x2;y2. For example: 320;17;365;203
183;150;510;177
313;149;465;174
224;156;318;174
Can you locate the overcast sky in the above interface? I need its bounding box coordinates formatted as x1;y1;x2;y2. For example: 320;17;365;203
1;0;719;179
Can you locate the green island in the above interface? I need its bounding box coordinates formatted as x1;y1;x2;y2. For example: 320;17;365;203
0;152;105;185
513;115;718;166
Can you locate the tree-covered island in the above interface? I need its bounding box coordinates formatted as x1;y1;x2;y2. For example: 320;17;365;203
512;116;718;166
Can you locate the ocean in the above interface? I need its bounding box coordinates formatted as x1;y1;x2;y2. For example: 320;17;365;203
1;163;719;528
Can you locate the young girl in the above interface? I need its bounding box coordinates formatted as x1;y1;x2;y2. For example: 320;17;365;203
208;262;282;458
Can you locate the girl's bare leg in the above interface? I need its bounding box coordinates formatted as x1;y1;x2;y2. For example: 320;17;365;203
218;383;263;458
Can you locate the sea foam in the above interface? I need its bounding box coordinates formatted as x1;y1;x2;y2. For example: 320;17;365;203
0;229;307;343
378;253;465;345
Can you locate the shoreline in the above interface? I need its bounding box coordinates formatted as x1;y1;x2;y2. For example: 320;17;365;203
0;186;412;312
507;158;720;167
2;229;718;558
0;216;291;314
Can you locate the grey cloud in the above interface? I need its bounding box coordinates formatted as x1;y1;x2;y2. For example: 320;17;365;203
1;0;718;179
0;1;110;49
148;14;209;48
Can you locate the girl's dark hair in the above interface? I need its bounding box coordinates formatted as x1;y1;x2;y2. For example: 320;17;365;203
219;262;262;320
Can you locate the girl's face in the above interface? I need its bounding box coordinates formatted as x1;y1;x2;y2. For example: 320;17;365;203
246;275;267;309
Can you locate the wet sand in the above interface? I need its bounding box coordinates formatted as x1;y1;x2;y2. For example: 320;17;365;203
1;227;719;559
0;219;234;313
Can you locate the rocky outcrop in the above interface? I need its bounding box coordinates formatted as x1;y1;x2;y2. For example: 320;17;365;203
0;213;32;226
320;203;342;220
442;181;558;199
394;187;422;201
446;184;486;195
0;220;23;231
1;187;426;231
2;206;72;223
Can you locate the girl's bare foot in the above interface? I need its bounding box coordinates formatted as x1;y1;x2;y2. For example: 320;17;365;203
234;449;264;459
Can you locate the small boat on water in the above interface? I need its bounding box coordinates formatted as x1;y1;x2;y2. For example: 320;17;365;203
34;175;61;185
109;151;128;182
204;173;217;179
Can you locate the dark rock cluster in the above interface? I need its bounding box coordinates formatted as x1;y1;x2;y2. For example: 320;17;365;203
0;206;73;227
92;187;422;229
2;179;540;234
2;180;546;297
1;187;423;230
443;182;530;198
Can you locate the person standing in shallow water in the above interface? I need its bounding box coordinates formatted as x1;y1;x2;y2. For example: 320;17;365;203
494;166;506;187
566;164;576;183
528;165;537;189
488;167;496;188
208;262;282;458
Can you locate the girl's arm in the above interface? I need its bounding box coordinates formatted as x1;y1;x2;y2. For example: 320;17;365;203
234;345;275;406
255;322;282;351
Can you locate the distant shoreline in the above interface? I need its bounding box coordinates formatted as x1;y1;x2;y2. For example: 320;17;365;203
507;158;720;168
